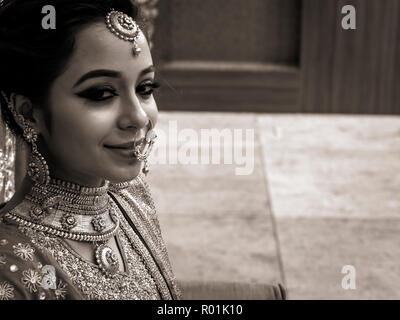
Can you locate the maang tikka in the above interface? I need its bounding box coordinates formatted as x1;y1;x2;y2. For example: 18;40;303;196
105;9;142;57
0;91;50;187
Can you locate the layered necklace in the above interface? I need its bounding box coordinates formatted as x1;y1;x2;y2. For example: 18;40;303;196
5;178;123;278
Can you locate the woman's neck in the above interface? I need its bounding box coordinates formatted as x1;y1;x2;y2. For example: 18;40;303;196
48;167;106;188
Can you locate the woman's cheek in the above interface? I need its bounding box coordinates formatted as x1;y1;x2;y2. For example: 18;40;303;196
145;98;159;127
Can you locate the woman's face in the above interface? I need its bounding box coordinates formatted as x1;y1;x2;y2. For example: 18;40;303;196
36;21;158;186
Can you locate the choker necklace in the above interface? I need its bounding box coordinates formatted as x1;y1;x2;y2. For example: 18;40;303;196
5;177;122;277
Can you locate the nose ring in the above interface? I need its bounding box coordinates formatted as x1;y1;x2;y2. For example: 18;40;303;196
132;120;157;175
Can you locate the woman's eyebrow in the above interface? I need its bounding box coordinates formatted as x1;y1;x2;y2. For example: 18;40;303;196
139;65;155;77
73;69;121;88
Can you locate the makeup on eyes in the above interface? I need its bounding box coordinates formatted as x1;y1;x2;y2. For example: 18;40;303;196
137;81;161;98
75;80;161;102
76;84;118;101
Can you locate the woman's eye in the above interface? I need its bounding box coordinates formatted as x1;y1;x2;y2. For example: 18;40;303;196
137;82;161;99
77;87;117;102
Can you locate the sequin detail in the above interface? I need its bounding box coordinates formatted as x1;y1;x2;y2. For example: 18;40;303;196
54;280;68;300
29;206;46;222
18;225;161;300
92;215;107;232
115;183;182;299
60;213;77;230
21;269;42;293
4;173;181;300
9;264;18;272
0;281;15;300
13;243;35;261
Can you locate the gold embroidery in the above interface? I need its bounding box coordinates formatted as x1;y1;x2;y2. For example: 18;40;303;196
19;225;161;300
54;280;68;300
21;269;42;293
0;254;6;265
13;242;35;261
4;173;181;300
0;281;15;300
113;186;182;299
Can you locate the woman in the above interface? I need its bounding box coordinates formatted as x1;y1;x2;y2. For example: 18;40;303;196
0;0;181;300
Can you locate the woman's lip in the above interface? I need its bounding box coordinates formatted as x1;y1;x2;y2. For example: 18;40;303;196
105;138;145;149
106;146;134;150
105;146;137;158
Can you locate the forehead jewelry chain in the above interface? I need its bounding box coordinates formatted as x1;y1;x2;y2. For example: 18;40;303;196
105;9;142;57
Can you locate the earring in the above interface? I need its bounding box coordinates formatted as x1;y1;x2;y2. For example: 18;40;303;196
25;128;50;186
1;91;50;186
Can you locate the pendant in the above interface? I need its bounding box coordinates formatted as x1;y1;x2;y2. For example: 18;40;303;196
132;44;141;56
95;243;120;277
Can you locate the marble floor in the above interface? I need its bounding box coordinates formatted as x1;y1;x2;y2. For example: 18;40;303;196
147;111;400;299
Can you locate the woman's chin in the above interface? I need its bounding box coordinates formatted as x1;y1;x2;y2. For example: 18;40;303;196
106;162;143;183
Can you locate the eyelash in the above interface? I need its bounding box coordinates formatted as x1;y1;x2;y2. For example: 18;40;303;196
137;81;161;99
77;82;161;102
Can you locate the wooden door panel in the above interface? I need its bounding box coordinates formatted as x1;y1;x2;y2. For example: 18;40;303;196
153;0;301;112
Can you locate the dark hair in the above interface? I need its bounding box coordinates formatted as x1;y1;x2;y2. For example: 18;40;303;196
0;0;139;138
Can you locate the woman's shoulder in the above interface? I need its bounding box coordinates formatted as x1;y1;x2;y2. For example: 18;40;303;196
109;172;156;209
0;198;75;300
0;220;44;299
108;173;163;236
0;219;79;300
0;216;46;266
0;199;52;266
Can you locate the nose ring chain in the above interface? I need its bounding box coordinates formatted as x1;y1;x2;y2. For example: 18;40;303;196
132;121;157;175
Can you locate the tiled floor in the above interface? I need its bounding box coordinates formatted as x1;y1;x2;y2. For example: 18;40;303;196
147;111;400;299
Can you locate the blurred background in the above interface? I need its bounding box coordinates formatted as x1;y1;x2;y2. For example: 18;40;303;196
1;0;400;299
153;0;399;114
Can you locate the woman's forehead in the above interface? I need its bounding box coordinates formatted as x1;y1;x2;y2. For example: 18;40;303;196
65;22;153;81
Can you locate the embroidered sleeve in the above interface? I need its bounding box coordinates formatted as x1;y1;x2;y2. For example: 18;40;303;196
0;280;16;300
0;234;66;300
0;239;40;299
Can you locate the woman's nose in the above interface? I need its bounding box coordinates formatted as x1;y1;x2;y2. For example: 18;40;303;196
117;94;149;131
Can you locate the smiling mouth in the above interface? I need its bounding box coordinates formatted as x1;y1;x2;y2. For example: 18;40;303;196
105;128;157;161
105;138;145;150
104;138;147;159
105;146;136;159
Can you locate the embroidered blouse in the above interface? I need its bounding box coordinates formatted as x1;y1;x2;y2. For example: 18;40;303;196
0;173;181;300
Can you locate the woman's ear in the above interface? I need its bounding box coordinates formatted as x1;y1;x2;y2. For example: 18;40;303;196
13;94;44;134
